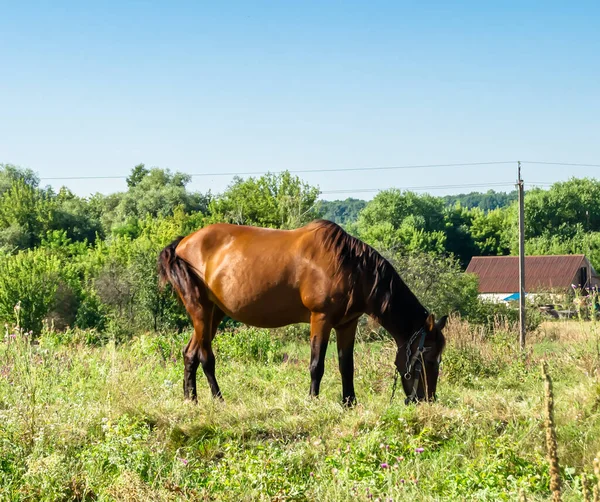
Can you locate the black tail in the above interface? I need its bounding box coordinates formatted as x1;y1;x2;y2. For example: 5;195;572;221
158;237;197;301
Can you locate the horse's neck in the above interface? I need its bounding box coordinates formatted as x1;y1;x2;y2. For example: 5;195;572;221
371;275;428;343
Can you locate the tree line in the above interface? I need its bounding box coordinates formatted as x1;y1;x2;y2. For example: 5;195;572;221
1;162;595;335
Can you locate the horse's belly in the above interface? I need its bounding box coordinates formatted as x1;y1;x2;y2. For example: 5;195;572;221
209;284;311;328
225;308;311;328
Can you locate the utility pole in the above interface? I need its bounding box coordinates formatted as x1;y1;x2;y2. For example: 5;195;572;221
517;161;526;350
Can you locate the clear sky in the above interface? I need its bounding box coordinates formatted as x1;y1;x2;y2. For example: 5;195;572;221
1;1;598;200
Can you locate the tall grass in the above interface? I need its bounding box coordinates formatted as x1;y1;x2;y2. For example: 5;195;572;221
0;317;599;500
542;361;562;502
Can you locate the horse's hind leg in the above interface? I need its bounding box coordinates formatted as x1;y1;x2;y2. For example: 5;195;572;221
335;319;359;407
183;302;225;401
309;312;332;397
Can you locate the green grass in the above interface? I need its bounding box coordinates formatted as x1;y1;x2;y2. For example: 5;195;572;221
1;320;599;501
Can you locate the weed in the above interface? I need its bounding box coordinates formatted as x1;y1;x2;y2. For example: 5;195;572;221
0;317;599;500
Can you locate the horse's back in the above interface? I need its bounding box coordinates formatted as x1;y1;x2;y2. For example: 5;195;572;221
174;222;337;327
175;223;308;277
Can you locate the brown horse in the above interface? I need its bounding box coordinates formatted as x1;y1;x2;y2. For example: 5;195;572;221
158;220;447;406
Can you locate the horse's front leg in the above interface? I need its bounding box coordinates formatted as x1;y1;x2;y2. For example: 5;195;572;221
309;313;332;397
335;319;359;407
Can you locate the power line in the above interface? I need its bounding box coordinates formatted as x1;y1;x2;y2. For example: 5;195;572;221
523;161;600;168
35;160;600;182
38;161;517;181
320;180;557;195
320;181;518;195
37;160;600;182
33;161;582;198
35;175;557;197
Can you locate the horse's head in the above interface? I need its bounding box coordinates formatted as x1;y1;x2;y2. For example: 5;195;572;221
395;313;448;404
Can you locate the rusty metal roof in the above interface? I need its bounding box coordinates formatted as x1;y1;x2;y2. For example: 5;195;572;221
466;255;589;293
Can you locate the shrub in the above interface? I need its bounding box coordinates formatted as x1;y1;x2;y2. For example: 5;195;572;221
0;249;62;333
128;236;188;332
442;345;502;387
45;280;79;331
466;300;542;332
75;289;108;332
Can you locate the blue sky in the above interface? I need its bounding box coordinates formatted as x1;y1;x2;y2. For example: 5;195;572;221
1;1;599;199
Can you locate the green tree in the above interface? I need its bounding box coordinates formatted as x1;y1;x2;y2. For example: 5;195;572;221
316;198;367;225
208;171;320;228
126;163;149;188
356;219;447;255
356;190;447;254
0;249;62;333
443;205;478;265
358;190;445;232
92;166;210;237
469;207;512;256
0;165;101;249
0;179;54;250
525;229;600;271
443;189;517;211
0;163;40;195
50;187;103;243
525;178;600;238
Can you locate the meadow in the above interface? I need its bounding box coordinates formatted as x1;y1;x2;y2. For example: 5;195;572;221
1;317;599;501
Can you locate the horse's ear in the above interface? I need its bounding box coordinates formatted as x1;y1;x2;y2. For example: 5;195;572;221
426;313;436;331
436;315;449;331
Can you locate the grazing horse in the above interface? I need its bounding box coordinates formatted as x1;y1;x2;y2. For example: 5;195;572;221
158;220;447;405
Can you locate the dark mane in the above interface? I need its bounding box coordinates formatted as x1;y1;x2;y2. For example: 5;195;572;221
310;220;427;323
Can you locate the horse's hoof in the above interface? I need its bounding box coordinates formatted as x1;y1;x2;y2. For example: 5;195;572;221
342;396;357;408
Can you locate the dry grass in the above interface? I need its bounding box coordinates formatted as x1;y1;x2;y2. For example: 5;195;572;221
1;319;599;500
542;361;562;502
534;320;599;344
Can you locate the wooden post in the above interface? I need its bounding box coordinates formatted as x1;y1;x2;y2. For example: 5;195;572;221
518;161;526;350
